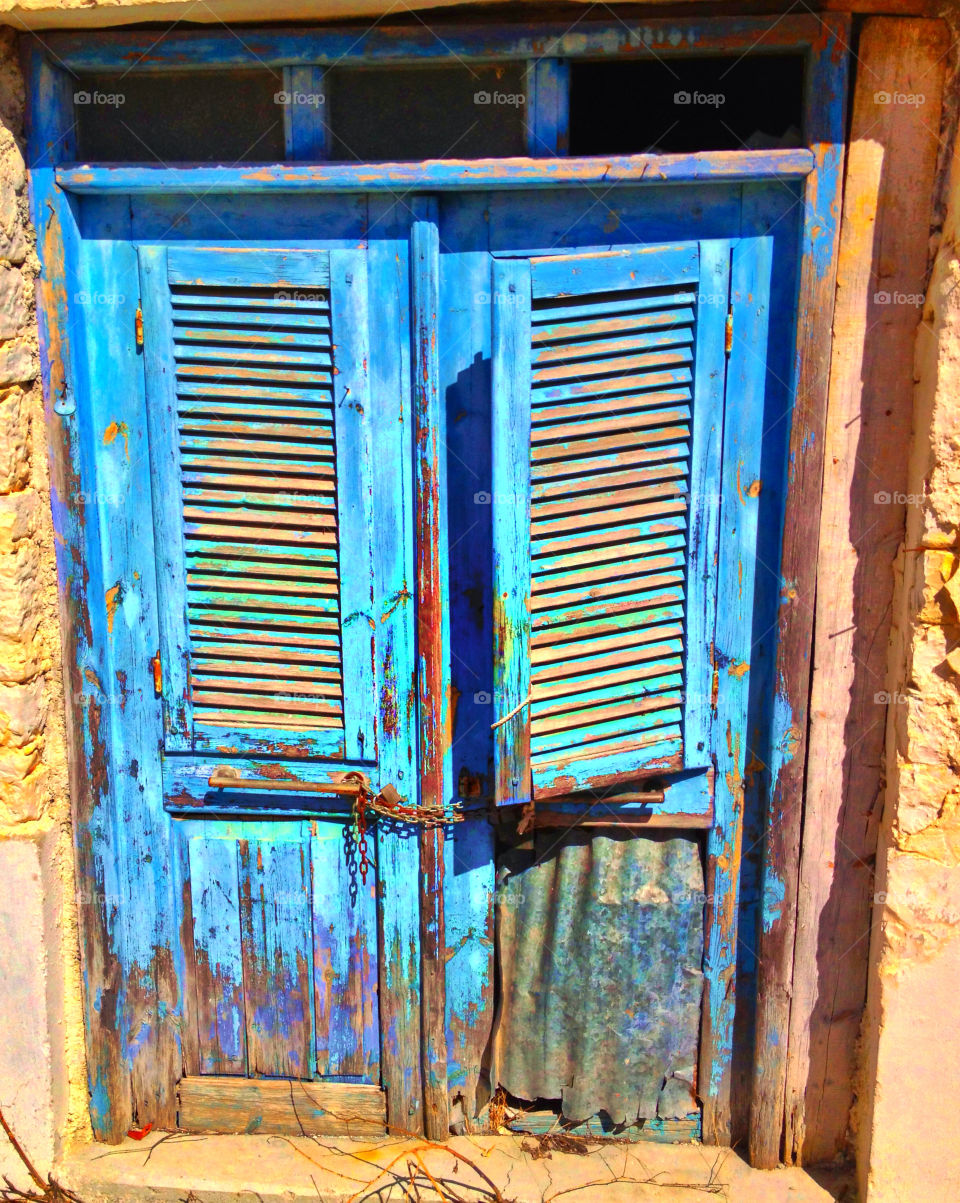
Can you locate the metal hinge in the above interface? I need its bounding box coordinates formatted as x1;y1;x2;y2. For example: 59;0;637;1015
135;304;144;350
725;305;733;356
150;650;162;695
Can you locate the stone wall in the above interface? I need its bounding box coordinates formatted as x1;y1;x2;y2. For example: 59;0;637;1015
0;26;89;1184
855;108;960;1202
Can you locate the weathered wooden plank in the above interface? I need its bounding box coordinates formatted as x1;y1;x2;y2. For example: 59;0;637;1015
188;838;246;1075
57;150;815;195
699;231;773;1146
167;246;331;288
42;16;853;71
526;58;570;156
531;243;698;298
178;1075;386;1136
411;208;450;1140
785;17;948;1166
684;242;729;764
138;244;194;750
491;256;533;808
329;247;377;762
749;14;850;1170
238;836;315;1079
282;64;329;160
311;826;380;1081
366;196;422;1135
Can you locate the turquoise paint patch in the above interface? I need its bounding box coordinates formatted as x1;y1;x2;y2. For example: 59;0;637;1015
89;1064;111;1131
762;872;786;933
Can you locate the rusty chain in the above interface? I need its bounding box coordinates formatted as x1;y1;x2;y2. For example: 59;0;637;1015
344;771;463;884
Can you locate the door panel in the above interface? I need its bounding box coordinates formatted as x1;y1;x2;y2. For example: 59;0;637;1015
492;240;729;802
138;246;376;760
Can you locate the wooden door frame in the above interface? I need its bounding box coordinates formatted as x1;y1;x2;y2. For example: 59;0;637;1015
24;12;848;1149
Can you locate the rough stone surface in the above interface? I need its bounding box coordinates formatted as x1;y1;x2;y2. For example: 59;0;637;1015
857;114;960;1203
0;23;91;1174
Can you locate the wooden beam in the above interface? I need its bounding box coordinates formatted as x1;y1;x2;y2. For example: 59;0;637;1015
412;206;450;1141
177;1076;386;1135
749;14;850;1169
55;150;815;195
784;16;949;1166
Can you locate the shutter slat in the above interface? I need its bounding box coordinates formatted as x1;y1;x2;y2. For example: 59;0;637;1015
531;326;694;365
528;285;698;774
170;280;346;742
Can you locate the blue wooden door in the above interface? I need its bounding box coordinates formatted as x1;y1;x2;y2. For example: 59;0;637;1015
78;228;419;1119
438;185;791;1137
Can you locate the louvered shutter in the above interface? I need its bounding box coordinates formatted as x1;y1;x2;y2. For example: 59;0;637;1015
139;247;374;761
492;242;730;803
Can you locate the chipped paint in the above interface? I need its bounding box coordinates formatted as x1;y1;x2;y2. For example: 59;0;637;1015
102;420;130;461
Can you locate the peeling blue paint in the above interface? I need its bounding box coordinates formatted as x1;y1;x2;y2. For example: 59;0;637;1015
762;872;786;932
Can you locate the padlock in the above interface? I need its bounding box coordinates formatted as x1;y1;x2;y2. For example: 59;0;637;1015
378;783;404;808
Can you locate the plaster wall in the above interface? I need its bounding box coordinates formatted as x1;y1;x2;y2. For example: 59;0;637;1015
0;24;89;1185
856;117;960;1203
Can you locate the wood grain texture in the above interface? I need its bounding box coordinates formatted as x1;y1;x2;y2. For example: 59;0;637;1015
411;208;450;1140
785;17;948;1166
749;14;850;1170
42;16;866;72
178;1075;386;1136
56;150;815;195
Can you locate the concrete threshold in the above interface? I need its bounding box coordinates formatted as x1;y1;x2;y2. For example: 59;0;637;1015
52;1131;853;1202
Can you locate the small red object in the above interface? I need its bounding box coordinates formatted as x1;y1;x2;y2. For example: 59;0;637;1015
127;1121;152;1140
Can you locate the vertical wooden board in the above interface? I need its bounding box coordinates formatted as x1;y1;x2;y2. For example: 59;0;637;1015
282;64;329;160
25;50;139;1141
137;244;193;750
366;196;422;1133
728;180;803;1148
700;231;773;1145
491;256;532;807
188;837;246;1075
311;824;380;1081
685;241;730;760
526;59;569;156
239;836;315;1079
78;226;186;1132
330;248;377;761
787;17;948;1166
444;814;495;1126
750;15;850;1169
411;205;450;1139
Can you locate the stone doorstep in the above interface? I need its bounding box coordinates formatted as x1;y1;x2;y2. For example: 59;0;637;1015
51;1131;844;1203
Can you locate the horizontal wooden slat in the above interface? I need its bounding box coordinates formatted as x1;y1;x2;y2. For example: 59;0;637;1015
177;1075;386;1136
528;284;697;777
172;279;346;747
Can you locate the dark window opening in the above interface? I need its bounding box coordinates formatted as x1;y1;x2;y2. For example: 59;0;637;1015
569;56;805;155
74;71;286;163
326;63;527;161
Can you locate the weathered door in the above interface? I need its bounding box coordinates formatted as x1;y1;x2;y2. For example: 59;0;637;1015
76;226;420;1133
